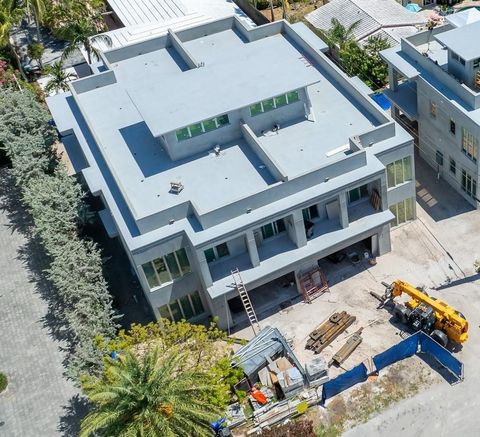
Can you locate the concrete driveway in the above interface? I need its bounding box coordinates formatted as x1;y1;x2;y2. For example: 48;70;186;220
344;158;480;436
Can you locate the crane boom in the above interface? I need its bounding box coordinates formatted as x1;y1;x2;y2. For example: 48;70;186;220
387;280;468;343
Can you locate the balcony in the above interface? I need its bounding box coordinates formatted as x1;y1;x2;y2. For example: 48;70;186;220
348;200;378;223
384;82;418;121
257;233;296;263
209;252;252;283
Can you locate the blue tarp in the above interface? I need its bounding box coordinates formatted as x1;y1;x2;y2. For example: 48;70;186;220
419;332;464;380
321;331;464;404
373;333;418;371
321;363;367;405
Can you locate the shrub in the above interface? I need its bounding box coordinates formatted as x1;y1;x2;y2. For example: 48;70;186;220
0;88;118;379
0;372;7;393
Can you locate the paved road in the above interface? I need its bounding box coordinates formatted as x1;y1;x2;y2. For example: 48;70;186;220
0;170;81;436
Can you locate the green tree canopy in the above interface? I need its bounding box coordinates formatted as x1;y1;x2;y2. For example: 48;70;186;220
80;347;223;437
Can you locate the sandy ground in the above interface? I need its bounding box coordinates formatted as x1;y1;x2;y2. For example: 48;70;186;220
234;157;480;435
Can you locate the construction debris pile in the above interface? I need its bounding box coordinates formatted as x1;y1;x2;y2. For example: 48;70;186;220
306;311;356;354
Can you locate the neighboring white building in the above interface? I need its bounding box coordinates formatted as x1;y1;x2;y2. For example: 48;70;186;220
305;0;426;47
94;0;254;52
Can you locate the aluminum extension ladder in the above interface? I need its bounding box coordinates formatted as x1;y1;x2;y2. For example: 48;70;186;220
231;268;260;335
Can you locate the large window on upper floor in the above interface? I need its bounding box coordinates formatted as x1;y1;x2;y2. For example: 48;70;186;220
204;243;230;264
462;128;478;162
249;90;300;117
158;290;205;322
175;114;229;142
261;219;286;239
142;248;191;290
461;169;477;199
386;156;412;189
347;184;369;203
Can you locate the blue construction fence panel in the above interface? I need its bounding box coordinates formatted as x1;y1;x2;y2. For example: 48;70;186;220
373;332;420;371
418;332;464;380
321;363;367;405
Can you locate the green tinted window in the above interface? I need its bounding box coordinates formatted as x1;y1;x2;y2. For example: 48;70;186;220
180;295;195;319
348;188;360;203
169;301;183;321
189;123;203;137
159;305;172;321
190;291;205;315
250;103;263;116
262;98;275;112
261;223;274;239
397;200;406;224
405;198;414;221
175;248;190;274
395;160;404;185
204;248;216;263
142;263;160;289
165;253;181;279
216;243;230;258
389;205;398;227
153;257;171;284
287;90;299;103
387;163;395;188
202;118;217;132
276;219;286;233
216;114;229;126
176;128;190;141
274;94;288;107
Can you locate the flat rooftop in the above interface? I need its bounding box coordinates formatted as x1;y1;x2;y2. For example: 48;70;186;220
126;29;321;136
70;23;384;223
259;80;376;178
435;20;480;61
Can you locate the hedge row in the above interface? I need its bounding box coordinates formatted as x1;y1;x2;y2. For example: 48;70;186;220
0;89;118;379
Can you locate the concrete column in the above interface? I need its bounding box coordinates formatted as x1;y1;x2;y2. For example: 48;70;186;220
211;295;234;331
291;210;307;248
376;224;392;256
195;249;213;288
339;192;349;228
379;174;388;211
245;230;260;267
389;66;398;91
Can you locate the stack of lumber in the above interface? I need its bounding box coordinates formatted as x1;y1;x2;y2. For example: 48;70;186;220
306;311;356;354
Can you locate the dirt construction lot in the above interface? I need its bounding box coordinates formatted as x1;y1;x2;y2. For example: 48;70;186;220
235;158;480;436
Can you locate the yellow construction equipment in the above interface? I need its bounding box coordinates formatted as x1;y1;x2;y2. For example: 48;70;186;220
374;279;468;347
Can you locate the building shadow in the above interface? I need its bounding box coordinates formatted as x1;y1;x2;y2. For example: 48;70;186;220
415;154;474;222
434;273;480;291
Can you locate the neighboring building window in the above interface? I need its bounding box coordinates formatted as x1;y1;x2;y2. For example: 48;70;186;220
449;157;456;175
436;150;444;166
389;198;415;227
347;184;369;203
474;58;480;69
452;52;459;62
142;248;191;290
386;156;412;189
461;170;477;199
249;90;300;116
460;57;466;66
462;128;478;162
261;219;286;239
204;243;230;263
302;205;319;221
429;101;437;118
450;119;456;135
175;114;230;141
158;291;205;322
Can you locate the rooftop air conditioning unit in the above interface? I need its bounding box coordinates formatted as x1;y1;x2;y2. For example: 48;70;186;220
169;181;184;194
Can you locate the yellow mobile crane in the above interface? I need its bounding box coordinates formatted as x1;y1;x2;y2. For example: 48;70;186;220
375;280;468;347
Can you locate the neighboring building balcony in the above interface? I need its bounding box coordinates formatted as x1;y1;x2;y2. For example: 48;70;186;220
383;82;418;121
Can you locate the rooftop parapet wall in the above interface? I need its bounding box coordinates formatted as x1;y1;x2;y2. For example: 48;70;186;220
402;27;480;110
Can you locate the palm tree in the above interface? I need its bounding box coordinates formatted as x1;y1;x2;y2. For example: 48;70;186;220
58;17;111;65
44;60;76;94
326;18;360;50
0;0;27;79
80;348;222;437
